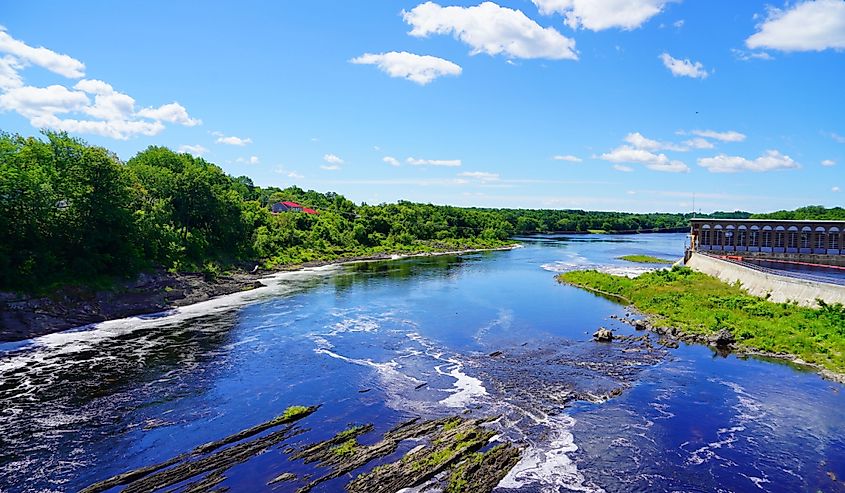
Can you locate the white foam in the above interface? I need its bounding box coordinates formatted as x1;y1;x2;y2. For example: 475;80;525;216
327;316;379;336
434;359;488;408
0;266;338;375
498;414;601;493
541;261;658;278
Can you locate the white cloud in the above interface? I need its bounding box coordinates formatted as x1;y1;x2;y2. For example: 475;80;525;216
0;55;23;90
697;149;799;173
829;132;845;144
31;114;165;139
406;157;462;167
683;137;715;149
730;48;774;61
73;79;136;121
659;53;709;79
458;171;500;181
383;156;401;167
323;153;344;165
0;28;201;140
600;145;690;172
552;154;582;162
237;155;260;165
531;0;673;31
212;132;252;146
136;102;200;126
689;129;746;142
673;19;685;28
822;159;836;166
178;144;208;156
0;26;85;78
624;131;687;151
320;164;341;171
0;84;89;118
746;0;845;52
403;2;578;60
350;51;462;85
833;186;841;192
274;166;304;179
613;164;634;172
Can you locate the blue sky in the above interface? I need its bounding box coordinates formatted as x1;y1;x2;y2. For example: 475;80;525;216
1;0;844;213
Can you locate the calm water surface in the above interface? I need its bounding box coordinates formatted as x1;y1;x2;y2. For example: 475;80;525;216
1;233;843;492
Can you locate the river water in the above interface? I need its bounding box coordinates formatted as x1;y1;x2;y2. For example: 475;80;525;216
1;233;844;493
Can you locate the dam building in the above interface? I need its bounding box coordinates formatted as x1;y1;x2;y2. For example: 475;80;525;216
688;218;845;267
684;218;845;307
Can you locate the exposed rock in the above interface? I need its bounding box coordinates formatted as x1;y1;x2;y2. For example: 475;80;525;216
593;327;613;342
633;319;650;331
345;417;516;493
442;444;521;493
0;270;267;342
659;338;680;349
268;472;296;484
708;329;735;348
488;351;504;358
80;405;318;493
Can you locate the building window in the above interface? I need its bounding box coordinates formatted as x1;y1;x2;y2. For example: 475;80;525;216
830;234;840;250
750;231;759;247
801;232;810;249
737;230;747;247
775;232;785;248
816;233;826;249
701;230;710;246
762;231;772;247
788;232;798;248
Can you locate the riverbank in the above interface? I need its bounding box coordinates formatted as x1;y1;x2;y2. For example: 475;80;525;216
557;266;845;383
0;244;518;343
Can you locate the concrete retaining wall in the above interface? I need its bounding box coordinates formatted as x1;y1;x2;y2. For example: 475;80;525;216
685;252;845;307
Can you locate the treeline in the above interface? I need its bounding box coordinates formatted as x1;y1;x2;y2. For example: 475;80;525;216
0;131;741;292
751;206;845;221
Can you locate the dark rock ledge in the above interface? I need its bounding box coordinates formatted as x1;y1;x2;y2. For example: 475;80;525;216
81;406;521;493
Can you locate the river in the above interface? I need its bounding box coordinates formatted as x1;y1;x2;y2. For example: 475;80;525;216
1;233;843;492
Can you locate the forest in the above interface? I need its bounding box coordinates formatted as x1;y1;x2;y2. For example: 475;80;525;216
0;131;813;292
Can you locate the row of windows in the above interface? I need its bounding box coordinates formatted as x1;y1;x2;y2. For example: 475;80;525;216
699;230;842;249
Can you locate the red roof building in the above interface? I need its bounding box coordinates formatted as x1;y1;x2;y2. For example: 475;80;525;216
271;201;318;214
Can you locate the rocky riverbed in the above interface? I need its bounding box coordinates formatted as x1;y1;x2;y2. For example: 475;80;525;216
82;407;521;493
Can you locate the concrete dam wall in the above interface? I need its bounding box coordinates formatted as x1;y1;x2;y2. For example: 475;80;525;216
685;252;845;308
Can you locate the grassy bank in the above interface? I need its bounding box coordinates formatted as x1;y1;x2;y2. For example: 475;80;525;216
617;255;673;264
557;266;845;375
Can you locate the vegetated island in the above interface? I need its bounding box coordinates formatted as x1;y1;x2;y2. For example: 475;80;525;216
617;254;674;264
557;266;845;383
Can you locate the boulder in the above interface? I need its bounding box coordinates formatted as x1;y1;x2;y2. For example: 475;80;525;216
268;473;296;484
593;327;613;342
633;319;649;331
708;329;735;348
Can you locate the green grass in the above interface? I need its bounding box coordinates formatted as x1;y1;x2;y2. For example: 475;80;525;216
332;438;358;457
617;254;674;264
557;266;845;374
281;405;312;421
